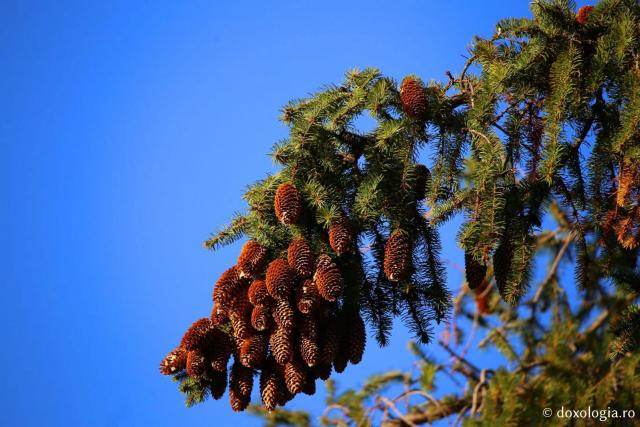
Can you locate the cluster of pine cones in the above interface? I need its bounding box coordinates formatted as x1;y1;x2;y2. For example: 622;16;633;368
160;182;417;412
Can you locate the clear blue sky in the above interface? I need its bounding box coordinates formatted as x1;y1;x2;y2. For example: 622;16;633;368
1;1;587;426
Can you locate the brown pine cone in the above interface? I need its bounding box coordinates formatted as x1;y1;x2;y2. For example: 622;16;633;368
312;362;332;380
237;240;268;278
464;250;487;290
270;326;294;365
287;238;315;278
346;311;366;365
240;333;268;368
493;239;513;298
210;304;228;326
229;362;253;412
400;76;428;119
260;358;281;411
251;304;272;331
576;5;594;25
383;230;412;282
273;300;296;330
209;368;227;400
298;314;319;367
328;218;354;255
266;259;295;300
274;183;302;225
295;279;319;314
248;279;272;306
213;266;243;311
229;294;252;340
314;258;343;302
284;357;306;394
333;347;349;374
160;346;187;375
180;318;213;351
319;315;341;365
302;371;316;395
186;348;206;377
202;328;233;372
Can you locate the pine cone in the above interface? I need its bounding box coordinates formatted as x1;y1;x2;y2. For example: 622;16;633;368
240;333;268;368
210;305;228;326
328;218;354;255
260;358;281;411
284;357;306;394
333;347;349;374
160;346;187;375
384;230;412;282
186;348;206;377
273;300;296;330
213;266;243;310
346;311;366;365
251;304;272;331
295;279;319;314
180;318;213;351
413;164;430;200
229;362;253;412
576;5;594;25
202;328;233;372
229;293;252;340
274;183;302;225
248;279;271;306
464;250;487;290
400;76;428;119
319;315;341;365
302;374;316;395
299;314;319;367
312;362;332;381
493;239;513;298
237;240;268;278
270;326;294;365
287;238;315;278
266;259;294;300
210;369;227;400
314;258;343;302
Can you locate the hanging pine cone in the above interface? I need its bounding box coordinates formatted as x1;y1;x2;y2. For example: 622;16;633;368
159;346;187;375
493;239;513;299
314;258;343;302
312;362;332;381
251;304;272;331
213;266;243;311
260;358;282;411
248;279;271;306
228;290;252;340
240;333;268;368
287;238;315;278
274;183;302;225
180;318;213;351
400;76;428;119
346;311;366;365
319;315;341;365
229;362;253;412
270;326;294;365
209;369;228;400
237;240;268;278
298;314;319;367
576;5;594;25
295;279;319;314
283;357;306;394
465;250;487;290
266;259;294;300
333;346;349;374
203;328;233;372
302;373;316;395
210;304;228;326
384;230;412;282
186;348;206;377
413;164;430;200
328;217;354;255
273;300;296;330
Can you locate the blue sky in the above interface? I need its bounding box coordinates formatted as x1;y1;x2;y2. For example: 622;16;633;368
1;1;587;426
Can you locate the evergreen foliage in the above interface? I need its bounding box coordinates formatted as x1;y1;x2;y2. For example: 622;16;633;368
162;0;640;423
